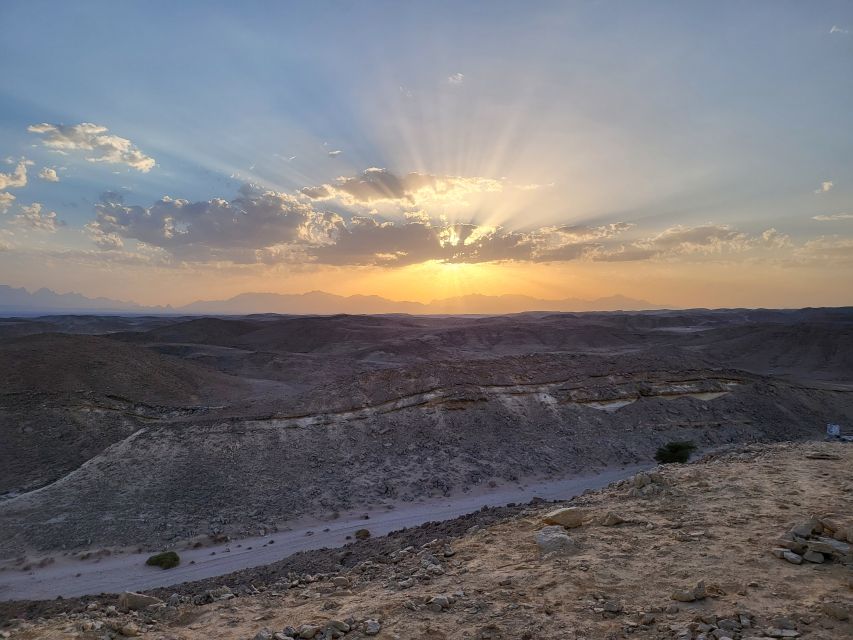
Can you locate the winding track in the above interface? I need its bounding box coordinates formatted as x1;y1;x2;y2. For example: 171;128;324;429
0;464;647;601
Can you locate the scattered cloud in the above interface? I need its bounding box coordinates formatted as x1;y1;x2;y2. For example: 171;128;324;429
814;180;834;194
0;160;28;190
0;192;15;213
448;72;465;85
795;236;853;265
86;184;331;262
328;149;342;157
813;213;853;221
829;25;849;34
28;122;156;172
38;167;60;182
13;202;61;232
760;228;792;250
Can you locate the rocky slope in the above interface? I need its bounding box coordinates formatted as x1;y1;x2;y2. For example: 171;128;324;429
0;311;851;556
3;441;851;639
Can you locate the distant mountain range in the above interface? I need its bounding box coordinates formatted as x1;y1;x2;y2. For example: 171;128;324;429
0;284;664;315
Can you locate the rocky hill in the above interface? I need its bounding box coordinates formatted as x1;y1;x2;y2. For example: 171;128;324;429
3;441;851;639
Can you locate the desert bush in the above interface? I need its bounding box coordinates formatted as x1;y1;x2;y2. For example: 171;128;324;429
354;528;371;540
145;551;180;569
654;440;696;464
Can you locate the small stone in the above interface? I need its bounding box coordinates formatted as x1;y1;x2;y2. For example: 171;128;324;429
117;591;163;611
802;550;824;563
671;589;696;602
254;630;273;640
332;576;350;588
121;623;141;637
782;551;803;564
821;602;849;621
772;616;797;630
790;519;819;538
364;619;381;635
603;600;623;613
765;629;800;638
297;624;318;639
326;620;351;632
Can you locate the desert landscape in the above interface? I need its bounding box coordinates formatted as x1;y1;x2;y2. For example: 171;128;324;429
2;2;852;638
0;308;851;636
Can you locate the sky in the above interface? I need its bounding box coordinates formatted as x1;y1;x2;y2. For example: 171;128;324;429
0;1;852;309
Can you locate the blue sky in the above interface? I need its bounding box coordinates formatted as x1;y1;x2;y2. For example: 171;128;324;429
0;1;851;307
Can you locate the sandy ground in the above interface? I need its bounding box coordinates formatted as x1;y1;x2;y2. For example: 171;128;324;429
0;465;646;600
6;441;851;639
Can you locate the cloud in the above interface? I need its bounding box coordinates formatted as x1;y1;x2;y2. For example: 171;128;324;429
328;150;342;157
0;192;15;214
813;213;853;221
84;221;124;249
86;184;331;262
760;228;792;250
795;236;853;265
0;160;28;190
83;177;804;268
38;167;60;182
814;180;834;194
830;25;849;34
591;224;755;262
28;122;155;172
13;202;61;232
301;168;503;208
448;72;465;85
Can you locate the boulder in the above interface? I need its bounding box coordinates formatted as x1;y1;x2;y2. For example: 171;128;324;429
600;512;626;527
535;526;579;555
542;507;587;528
670;581;706;602
117;591;163;611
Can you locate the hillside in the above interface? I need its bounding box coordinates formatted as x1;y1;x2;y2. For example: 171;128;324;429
4;441;851;638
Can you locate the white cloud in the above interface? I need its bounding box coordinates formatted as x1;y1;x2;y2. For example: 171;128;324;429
328;149;342;157
795;236;853;265
448;72;465;85
84;221;124;249
813;213;853;221
0;191;15;214
38;167;60;182
829;25;849;34
13;202;61;232
0;160;28;190
814;180;834;194
300;168;503;208
27;122;155;172
760;228;792;249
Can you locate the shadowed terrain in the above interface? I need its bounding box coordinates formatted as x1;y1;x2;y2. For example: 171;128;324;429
0;309;851;558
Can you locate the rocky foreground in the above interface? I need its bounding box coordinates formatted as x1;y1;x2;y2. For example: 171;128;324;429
2;441;851;639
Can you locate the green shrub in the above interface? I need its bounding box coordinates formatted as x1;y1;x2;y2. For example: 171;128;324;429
354;528;371;540
654;441;697;464
145;551;180;569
